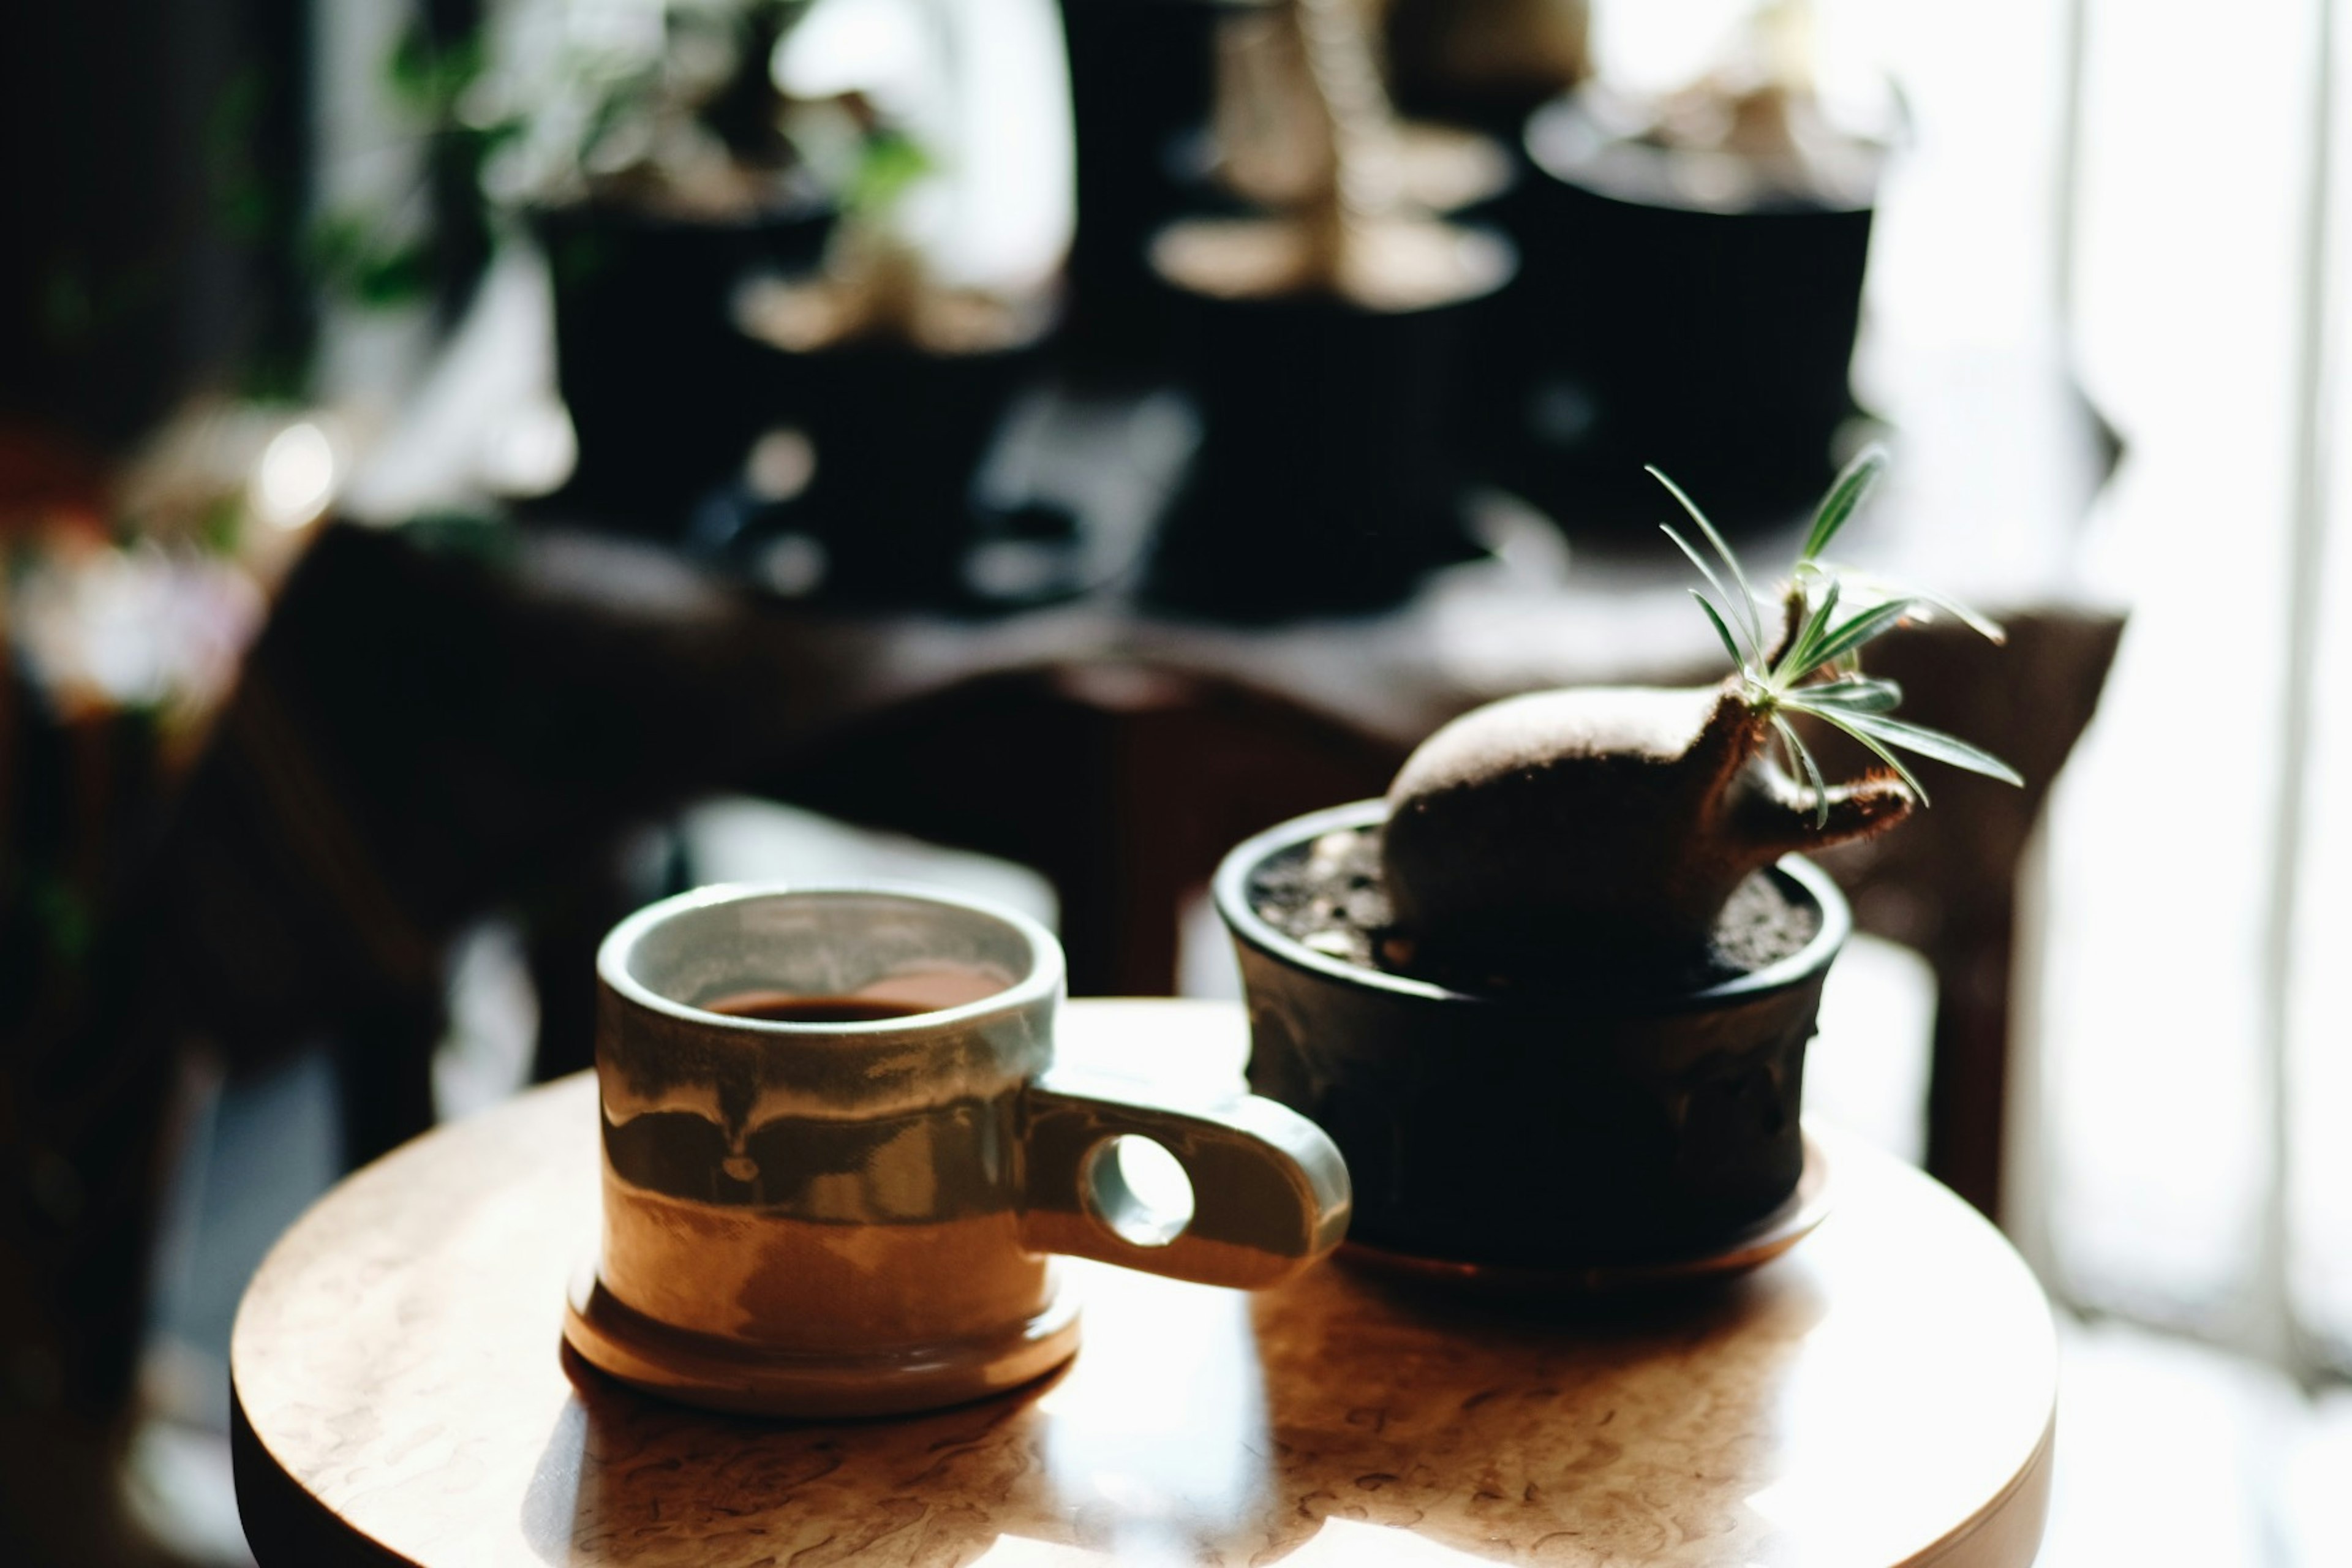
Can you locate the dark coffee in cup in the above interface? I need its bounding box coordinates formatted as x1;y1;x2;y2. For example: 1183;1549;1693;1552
703;993;931;1024
698;962;1012;1024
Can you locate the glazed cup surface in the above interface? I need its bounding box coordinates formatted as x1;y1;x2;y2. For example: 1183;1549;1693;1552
570;883;1352;1415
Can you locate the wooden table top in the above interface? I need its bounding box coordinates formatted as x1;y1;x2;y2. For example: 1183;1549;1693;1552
231;999;2056;1567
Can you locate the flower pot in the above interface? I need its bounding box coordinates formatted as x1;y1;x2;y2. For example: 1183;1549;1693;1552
537;202;834;537
1057;0;1224;375
1212;799;1847;1268
1460;89;1880;535
723;341;1042;608
1141;288;1492;621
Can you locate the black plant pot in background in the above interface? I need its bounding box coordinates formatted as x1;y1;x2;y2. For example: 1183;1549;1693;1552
1057;0;1224;380
1142;289;1493;621
722;342;1042;608
1213;800;1846;1268
537;202;833;538
1463;94;1878;537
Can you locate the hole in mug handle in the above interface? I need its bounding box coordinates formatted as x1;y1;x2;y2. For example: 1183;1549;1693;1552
1019;1073;1350;1286
1080;1134;1197;1248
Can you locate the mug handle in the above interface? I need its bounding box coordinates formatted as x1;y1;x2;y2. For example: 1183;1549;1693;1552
1017;1068;1352;1288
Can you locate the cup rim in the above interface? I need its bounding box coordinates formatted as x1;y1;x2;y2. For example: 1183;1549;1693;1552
597;881;1063;1036
1212;799;1850;1009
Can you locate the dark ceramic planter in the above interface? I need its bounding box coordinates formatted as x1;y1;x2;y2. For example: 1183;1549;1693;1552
742;342;1042;606
537;202;834;537
1213;799;1847;1267
1460;92;1878;535
1142;290;1491;621
1057;0;1222;375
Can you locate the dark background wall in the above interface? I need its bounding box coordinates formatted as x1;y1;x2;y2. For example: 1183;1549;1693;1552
0;0;312;448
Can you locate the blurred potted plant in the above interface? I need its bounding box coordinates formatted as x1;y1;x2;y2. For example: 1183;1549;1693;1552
715;0;1077;606
1212;450;2017;1276
1470;0;1894;535
613;0;1076;608
1142;0;1513;620
462;0;835;534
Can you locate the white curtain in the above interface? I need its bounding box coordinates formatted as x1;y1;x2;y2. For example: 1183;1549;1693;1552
2022;0;2348;1382
1604;0;2349;1376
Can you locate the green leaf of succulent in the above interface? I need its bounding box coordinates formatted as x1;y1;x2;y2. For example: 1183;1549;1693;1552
1810;563;2008;644
1649;466;1763;654
1663;454;2018;816
1792;676;1904;713
1771;714;1833;828
1811;710;2026;786
1797;596;1919;677
1887;584;2007;645
1691;590;1747;671
1665;526;1758;665
1789;701;1930;802
1801;445;1888;562
1777;578;1843;682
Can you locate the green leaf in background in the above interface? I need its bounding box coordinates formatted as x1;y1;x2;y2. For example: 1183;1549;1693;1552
307;215;435;310
390;20;487;116
849;128;932;218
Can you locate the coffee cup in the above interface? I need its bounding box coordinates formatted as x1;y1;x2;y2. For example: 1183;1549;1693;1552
562;883;1352;1417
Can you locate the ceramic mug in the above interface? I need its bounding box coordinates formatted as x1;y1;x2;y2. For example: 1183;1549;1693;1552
562;883;1352;1417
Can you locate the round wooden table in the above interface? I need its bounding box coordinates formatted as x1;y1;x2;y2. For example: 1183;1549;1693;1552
232;1000;2055;1567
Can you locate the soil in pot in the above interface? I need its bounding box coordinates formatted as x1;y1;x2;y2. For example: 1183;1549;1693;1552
1246;819;1819;997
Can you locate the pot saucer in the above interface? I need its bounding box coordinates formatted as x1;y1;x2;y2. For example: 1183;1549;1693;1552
1340;1131;1832;1298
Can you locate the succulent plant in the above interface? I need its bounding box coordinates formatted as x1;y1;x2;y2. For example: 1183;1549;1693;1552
1381;449;2020;965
